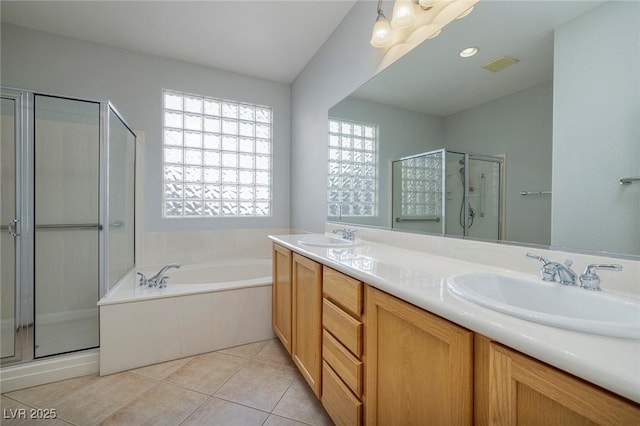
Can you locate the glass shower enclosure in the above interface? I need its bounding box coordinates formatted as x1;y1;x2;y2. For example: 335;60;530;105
1;88;136;366
392;149;504;239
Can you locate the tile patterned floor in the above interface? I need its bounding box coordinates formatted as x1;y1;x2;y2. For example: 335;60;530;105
1;339;334;426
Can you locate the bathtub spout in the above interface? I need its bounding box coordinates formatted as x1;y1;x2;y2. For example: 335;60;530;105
148;263;181;288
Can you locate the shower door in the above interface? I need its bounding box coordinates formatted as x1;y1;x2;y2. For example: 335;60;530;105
465;157;502;240
33;95;100;357
445;152;503;239
1;91;21;363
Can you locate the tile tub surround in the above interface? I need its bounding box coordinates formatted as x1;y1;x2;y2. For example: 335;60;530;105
269;233;640;404
140;228;292;267
1;339;334;426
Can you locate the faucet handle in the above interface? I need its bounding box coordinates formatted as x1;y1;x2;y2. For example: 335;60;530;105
579;264;623;291
526;252;550;265
526;253;556;281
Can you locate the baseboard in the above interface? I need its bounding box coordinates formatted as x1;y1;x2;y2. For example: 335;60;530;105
0;350;99;393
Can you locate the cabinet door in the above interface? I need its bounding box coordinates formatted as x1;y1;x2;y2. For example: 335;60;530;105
272;244;292;353
475;336;640;426
292;253;323;397
366;286;473;425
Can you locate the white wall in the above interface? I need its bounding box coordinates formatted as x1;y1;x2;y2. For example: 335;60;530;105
552;1;640;255
444;81;553;246
329;96;444;227
291;1;389;232
1;23;291;233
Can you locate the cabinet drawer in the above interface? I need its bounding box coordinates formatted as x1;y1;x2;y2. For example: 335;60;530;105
322;361;363;426
323;267;363;318
323;299;363;357
323;329;363;396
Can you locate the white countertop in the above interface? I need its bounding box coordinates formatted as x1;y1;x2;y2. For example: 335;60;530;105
269;233;640;404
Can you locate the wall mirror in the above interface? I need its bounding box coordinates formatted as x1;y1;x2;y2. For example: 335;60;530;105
328;0;639;258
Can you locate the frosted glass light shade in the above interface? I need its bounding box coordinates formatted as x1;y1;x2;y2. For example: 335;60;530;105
391;0;416;29
370;13;393;48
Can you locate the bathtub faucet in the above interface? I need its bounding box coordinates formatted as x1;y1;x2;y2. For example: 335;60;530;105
138;263;181;288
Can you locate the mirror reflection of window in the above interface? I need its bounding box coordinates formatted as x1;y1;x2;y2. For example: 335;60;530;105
327;119;378;218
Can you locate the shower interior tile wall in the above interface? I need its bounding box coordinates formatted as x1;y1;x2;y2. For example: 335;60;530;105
139;228;292;266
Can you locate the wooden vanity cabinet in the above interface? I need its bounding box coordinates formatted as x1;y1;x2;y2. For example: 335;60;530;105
292;252;323;397
365;286;474;425
474;335;640;426
272;244;640;424
272;244;292;353
321;267;365;426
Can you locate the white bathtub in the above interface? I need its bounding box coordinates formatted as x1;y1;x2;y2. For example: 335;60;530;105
98;258;274;375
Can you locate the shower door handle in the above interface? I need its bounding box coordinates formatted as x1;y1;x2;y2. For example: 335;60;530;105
7;218;20;237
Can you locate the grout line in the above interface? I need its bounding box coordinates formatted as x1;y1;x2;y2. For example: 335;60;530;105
176;394;211;426
268;373;298;414
93;374;165;425
159;378;222;398
204;393;274;416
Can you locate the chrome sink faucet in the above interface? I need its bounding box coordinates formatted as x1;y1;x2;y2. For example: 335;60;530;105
137;263;181;288
526;253;577;285
333;228;356;241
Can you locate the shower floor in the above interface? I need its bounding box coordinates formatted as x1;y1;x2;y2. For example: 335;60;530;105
4;314;98;364
35;315;99;358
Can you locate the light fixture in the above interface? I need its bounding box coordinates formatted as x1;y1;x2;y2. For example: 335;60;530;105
459;46;479;58
370;0;480;59
391;0;417;29
370;1;393;48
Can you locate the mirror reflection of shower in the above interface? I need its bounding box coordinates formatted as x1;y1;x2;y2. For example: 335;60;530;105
392;149;503;240
457;158;476;230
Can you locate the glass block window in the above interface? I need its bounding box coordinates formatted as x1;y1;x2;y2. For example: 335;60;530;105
162;90;272;217
400;153;443;217
327;118;377;217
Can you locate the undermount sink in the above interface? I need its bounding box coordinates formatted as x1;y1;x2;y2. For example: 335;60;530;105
298;234;359;248
447;272;640;339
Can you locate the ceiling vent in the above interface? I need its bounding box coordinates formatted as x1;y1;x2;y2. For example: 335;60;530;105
482;55;520;72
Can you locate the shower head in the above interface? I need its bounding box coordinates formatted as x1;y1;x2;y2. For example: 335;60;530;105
458;158;465;165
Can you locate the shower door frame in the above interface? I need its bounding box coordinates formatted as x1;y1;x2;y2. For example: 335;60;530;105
1;88;30;366
460;152;505;239
0;87;133;367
